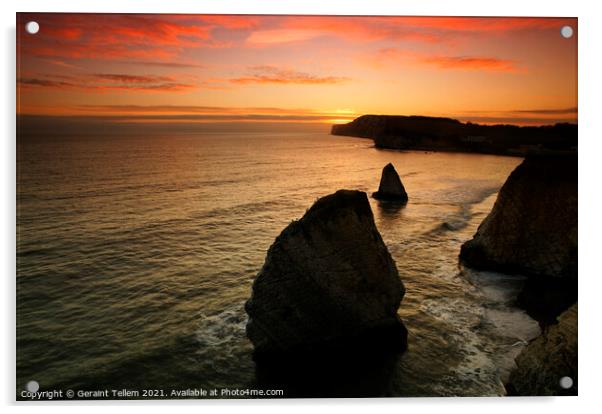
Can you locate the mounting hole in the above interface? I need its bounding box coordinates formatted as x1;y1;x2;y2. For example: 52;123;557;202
560;25;573;39
26;380;39;393
25;21;39;35
559;376;573;389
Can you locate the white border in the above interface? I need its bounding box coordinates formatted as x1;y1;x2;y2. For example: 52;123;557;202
3;1;602;413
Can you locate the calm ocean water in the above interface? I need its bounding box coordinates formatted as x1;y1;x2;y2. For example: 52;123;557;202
17;123;540;397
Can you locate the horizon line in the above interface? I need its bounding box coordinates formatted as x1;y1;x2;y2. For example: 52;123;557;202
16;112;578;128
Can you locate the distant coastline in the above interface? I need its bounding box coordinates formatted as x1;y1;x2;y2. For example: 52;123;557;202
331;115;577;157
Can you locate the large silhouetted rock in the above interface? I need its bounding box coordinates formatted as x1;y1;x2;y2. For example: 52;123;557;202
460;155;577;278
331;115;577;156
245;190;407;360
460;155;577;321
506;304;577;396
372;163;408;203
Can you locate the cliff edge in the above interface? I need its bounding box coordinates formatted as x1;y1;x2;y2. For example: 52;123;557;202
460;155;577;321
331;115;577;156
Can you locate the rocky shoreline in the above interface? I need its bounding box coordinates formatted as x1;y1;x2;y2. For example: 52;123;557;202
244;151;577;396
460;154;577;395
460;155;577;323
506;304;577;396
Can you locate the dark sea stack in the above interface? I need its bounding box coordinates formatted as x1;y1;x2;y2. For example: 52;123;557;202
506;304;577;396
245;189;407;358
459;155;577;321
245;189;407;396
372;163;408;202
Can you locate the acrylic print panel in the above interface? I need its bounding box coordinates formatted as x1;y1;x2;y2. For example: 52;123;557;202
16;13;577;400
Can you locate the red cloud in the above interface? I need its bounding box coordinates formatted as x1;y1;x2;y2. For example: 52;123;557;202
191;15;261;30
248;16;443;45
43;26;83;40
230;65;350;85
249;16;575;46
17;13;575;65
396;17;573;32
113;60;205;68
17;13;220;62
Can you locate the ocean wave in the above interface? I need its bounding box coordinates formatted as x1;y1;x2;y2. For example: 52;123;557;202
195;305;249;352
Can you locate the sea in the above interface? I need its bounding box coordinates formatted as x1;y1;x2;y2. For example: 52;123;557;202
16;122;541;398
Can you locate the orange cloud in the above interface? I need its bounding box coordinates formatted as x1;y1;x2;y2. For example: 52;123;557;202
114;60;205;68
511;107;577;115
70;104;317;115
452;107;578;125
421;56;517;72
371;48;519;73
91;73;175;83
229;65;350;85
18;113;351;124
19;78;75;88
18;73;196;93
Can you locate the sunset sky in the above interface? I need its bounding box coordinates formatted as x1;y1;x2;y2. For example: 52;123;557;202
16;13;577;125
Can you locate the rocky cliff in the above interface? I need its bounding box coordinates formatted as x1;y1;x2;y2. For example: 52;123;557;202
460;155;577;321
331;115;577;156
458;154;578;395
245;189;407;359
460;155;577;279
506;304;577;396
